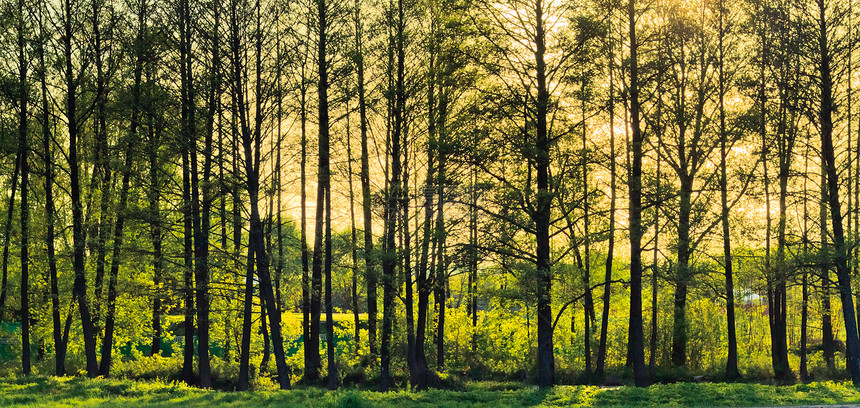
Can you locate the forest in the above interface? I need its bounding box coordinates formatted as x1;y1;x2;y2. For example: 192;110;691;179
2;0;860;396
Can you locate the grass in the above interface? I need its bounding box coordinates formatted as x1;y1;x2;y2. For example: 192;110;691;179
1;376;859;407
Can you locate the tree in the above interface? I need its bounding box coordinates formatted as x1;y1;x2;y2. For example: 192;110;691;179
229;0;291;390
715;0;740;379
626;0;648;387
98;0;147;376
62;0;100;377
380;0;406;389
15;0;31;375
806;0;860;384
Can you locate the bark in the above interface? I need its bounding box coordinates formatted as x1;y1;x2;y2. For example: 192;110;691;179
98;8;145;374
179;0;196;382
17;4;30;373
380;0;406;389
820;161;835;371
596;35;616;379
300;67;312;379
581;86;594;377
415;32;438;380
800;149;811;382
355;0;377;360
260;296;270;374
235;0;291;388
532;0;554;388
237;244;255;390
0;154;19;326
626;0;648;387
718;3;740;378
149;112;163;357
64;0;99;376
37;5;64;374
346;106;361;346
192;0;221;386
434;191;446;370
817;3;860;383
91;0;112;332
402;133;416;381
308;0;329;384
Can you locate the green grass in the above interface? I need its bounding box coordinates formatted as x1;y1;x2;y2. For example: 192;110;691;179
1;376;859;407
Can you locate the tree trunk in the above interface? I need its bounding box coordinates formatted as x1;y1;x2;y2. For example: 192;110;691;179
299;65;312;379
381;0;406;389
179;0;196;384
149;112;163;358
402;134;417;382
37;5;64;373
718;4;740;378
192;0;220;386
91;1;112;333
817;5;860;383
98;12;145;373
17;5;30;373
260;296;270;374
581;86;594;378
238;244;255;390
626;0;648;387
671;176;692;368
346;105;361;347
820;160;835;372
532;0;555;387
596;34;616;379
0;153;19;327
355;0;377;360
64;0;98;376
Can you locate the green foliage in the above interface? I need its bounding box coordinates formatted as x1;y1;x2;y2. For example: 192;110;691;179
3;376;860;407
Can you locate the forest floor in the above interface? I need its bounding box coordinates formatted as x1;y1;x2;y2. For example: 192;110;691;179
2;376;860;407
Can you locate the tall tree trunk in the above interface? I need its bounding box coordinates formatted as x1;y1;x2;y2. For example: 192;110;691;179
380;0;406;389
817;3;860;382
799;148;811;382
773;129;792;381
37;5;64;373
307;0;328;384
355;0;377;361
149;112;163;357
98;9;146;373
434;175;446;370
234;0;292;389
671;176;692;368
346;105;361;347
533;0;554;388
17;4;30;373
237;244;255;390
300;72;313;379
260;295;270;374
192;0;220;386
820;158;835;372
0;154;20;326
626;0;648;387
178;0;196;384
581;85;594;377
650;155;659;370
64;0;98;377
91;1;112;333
415;30;437;380
718;2;740;378
402;133;416;382
98;108;138;378
596;33;616;379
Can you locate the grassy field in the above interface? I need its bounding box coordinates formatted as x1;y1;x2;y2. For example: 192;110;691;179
2;376;860;407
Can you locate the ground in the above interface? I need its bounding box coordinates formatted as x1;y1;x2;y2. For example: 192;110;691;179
2;376;860;407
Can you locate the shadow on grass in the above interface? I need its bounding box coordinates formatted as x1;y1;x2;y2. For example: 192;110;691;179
2;376;860;407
